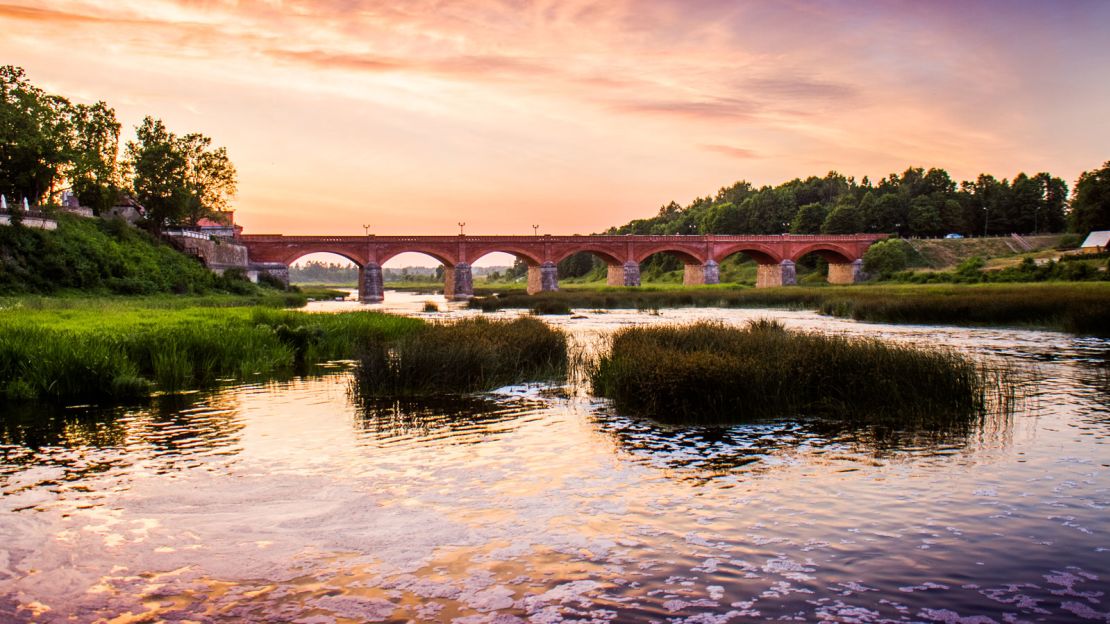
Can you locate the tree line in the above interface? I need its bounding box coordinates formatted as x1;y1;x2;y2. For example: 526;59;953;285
0;66;236;229
607;164;1110;238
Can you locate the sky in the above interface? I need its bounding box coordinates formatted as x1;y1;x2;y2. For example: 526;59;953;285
3;0;1109;249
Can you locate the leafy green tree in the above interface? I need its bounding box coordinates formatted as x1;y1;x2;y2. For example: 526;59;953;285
701;201;744;234
1069;161;1110;233
557;251;598;278
862;238;912;277
790;202;826;234
179;132;237;225
68;101;122;212
125;117;188;229
865;193;905;233
940;199;966;234
821;197;863;234
907;196;943;236
124;117;237;229
741;187;796;234
0;66;72;204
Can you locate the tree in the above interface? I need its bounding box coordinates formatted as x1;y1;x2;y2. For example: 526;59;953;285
862;238;912;277
790;202;826;234
125;117;188;229
1070;161;1110;233
124;117;237;229
907;196;943;236
701;201;744;234
0;66;72;204
864;193;905;234
179;132;237;225
821;197;863;234
68;101;122;212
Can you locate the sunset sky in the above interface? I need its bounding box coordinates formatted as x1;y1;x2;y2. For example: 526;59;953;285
3;1;1109;243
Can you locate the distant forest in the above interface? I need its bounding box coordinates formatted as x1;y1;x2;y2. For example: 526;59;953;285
554;162;1110;279
609;167;1078;239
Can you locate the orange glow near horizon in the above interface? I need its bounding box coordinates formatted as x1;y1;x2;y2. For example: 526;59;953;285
2;1;1108;240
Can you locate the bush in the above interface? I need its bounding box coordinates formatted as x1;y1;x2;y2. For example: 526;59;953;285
863;238;912;278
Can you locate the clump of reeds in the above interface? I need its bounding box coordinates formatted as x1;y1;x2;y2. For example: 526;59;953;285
589;319;994;426
530;300;572;315
469;283;1110;336
353;316;568;396
0;306;423;401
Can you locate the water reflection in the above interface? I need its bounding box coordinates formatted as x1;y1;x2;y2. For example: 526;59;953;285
590;406;1014;482
351;392;548;447
0;392;244;505
2;303;1109;623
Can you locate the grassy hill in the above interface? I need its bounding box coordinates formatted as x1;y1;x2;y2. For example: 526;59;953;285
906;234;1065;269
0;213;259;296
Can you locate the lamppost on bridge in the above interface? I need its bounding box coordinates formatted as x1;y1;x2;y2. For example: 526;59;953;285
532;224;539;236
458;222;466;236
362;224;371;237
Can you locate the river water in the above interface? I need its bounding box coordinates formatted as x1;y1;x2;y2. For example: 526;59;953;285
1;291;1107;623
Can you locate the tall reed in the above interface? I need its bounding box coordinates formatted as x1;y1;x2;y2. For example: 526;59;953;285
589;320;995;426
471;283;1110;336
353;316;567;396
0;306;423;401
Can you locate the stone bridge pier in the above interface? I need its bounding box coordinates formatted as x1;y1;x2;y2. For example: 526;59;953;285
358;263;384;303
527;262;558;295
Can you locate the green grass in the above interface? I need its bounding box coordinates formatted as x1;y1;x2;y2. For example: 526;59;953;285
0;213;284;296
0;299;422;401
590;320;998;425
470;282;1110;336
352;316;567;396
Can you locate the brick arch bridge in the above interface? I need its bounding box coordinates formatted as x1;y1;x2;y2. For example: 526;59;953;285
239;234;887;302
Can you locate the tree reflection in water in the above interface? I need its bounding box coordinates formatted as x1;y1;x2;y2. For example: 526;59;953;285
350;393;548;446
589;404;1016;483
0;392;245;499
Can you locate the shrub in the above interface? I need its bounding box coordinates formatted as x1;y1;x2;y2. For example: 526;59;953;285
862;239;912;278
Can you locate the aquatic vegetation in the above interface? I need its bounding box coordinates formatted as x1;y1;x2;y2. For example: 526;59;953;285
471;283;1110;335
353;316;567;396
589;319;997;425
0;304;422;401
529;299;572;315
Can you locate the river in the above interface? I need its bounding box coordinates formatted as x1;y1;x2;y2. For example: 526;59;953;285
1;290;1107;622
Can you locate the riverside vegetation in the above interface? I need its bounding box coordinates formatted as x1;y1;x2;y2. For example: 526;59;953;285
0;301;422;401
353;317;567;396
589;320;997;426
471;282;1110;335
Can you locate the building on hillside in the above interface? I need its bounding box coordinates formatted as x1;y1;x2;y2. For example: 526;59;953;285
195;210;242;239
1079;231;1110;253
104;198;146;224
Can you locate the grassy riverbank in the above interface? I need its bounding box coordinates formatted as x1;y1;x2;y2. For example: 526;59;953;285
590;320;995;425
0;298;422;401
353;316;567;396
471;282;1110;335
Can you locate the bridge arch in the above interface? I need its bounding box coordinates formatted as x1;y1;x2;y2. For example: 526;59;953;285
553;246;623;266
713;243;783;265
633;246;704;265
378;248;455;267
788;243;855;264
279;247;366;267
466;245;544;267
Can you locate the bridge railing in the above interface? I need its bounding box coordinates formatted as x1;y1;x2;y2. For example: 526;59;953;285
238;233;887;243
